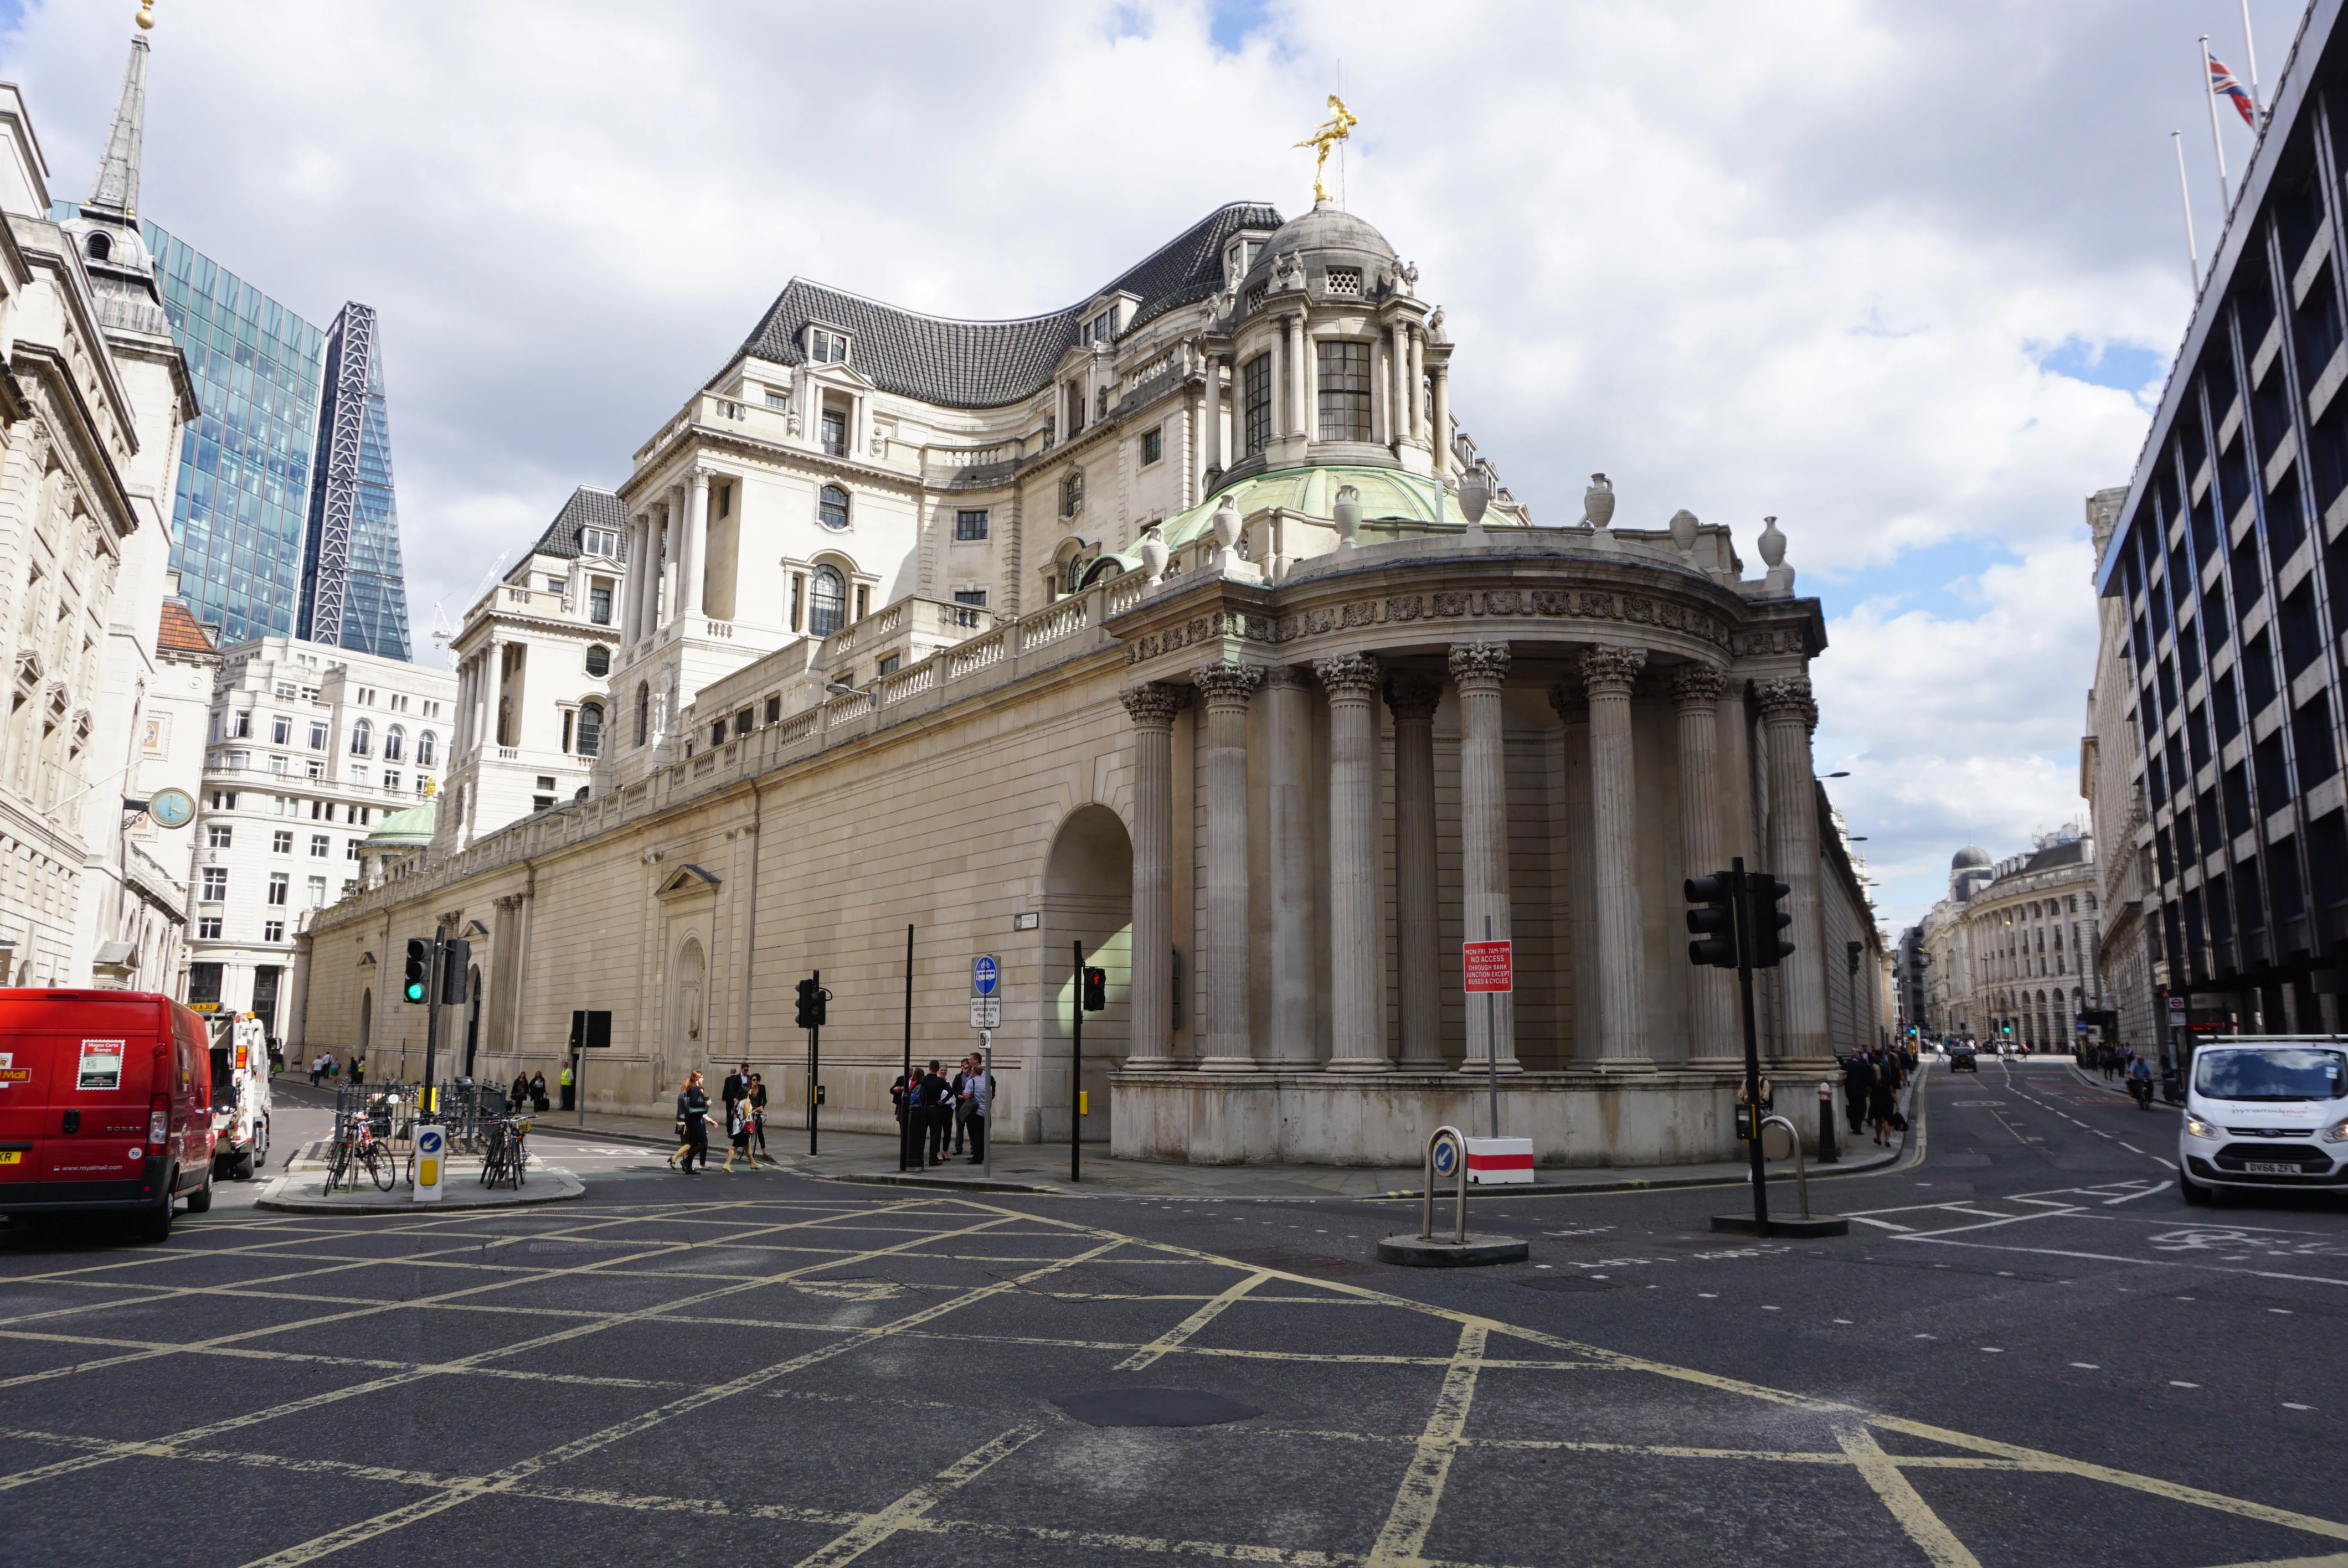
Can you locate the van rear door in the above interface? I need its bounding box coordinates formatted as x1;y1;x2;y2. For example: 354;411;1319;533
24;995;166;1203
0;998;44;1195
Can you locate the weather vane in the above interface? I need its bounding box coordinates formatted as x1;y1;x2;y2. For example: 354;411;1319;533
1294;94;1357;205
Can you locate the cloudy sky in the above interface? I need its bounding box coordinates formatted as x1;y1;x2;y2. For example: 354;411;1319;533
0;0;2306;930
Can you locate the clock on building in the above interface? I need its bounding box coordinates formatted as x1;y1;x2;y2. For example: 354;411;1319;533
145;787;195;829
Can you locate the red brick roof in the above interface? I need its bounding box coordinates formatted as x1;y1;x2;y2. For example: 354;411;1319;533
157;599;217;656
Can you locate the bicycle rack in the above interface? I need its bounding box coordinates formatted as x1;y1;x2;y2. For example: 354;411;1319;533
1757;1113;1812;1220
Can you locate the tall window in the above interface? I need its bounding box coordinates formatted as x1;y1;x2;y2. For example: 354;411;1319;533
818;484;850;530
634;683;650;746
1141;427;1163;465
810;566;847;638
308;721;327;750
349;719;371;756
1063;470;1084;518
384;725;405;762
956;509;988;541
267;873;289;906
577;702;603;758
1243;353;1273;455
585;645;611;677
821;409;848;457
1317;339;1372;442
271;714;291;744
416;731;436;767
200;867;228;902
589;583;612;625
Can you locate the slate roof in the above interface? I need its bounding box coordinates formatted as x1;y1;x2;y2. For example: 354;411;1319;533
2022;839;2087;874
514;486;629;573
732;202;1284;410
156;598;217;656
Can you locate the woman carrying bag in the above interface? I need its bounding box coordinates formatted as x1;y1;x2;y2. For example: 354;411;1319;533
669;1070;710;1173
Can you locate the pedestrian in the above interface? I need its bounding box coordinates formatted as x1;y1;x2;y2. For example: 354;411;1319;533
559;1058;575;1111
1841;1052;1870;1136
950;1058;973;1156
350;1055;364;1088
267;1040;284;1076
510;1071;531;1114
308;1053;323;1087
722;1087;759;1173
1868;1054;1898;1146
529;1069;548;1111
670;1070;710;1173
961;1054;992;1165
890;1068;913;1160
722;1063;750;1127
748;1072;770;1160
921;1060;952;1167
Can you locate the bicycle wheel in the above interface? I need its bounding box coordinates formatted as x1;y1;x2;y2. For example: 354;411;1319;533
324;1141;351;1193
364;1141;395;1192
512;1141;526;1187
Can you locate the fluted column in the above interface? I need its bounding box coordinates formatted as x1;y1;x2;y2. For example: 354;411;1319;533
1286;313;1307;437
1263;666;1319;1069
1194;660;1263;1070
1673;663;1738;1065
1387;674;1444;1069
1583;644;1651;1069
681;470;711;618
1429;363;1451;479
1407;326;1427;446
1546;680;1595;1062
1203;354;1225;477
1449;642;1518;1072
663;485;687;623
1316;653;1387;1070
1120;683;1188;1069
634;510;663;644
1757;675;1829;1061
1391;320;1409;447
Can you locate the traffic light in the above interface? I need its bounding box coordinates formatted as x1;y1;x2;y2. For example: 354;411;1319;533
1745;877;1795;968
1683;875;1739;969
440;938;471;1004
402;938;429;1004
1082;966;1108;1011
795;976;826;1030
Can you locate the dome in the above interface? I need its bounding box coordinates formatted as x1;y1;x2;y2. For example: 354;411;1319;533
365;801;437;847
1951;845;1991;871
1244;202;1398;290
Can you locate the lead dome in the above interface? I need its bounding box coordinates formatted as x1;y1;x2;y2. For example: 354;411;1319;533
1951;845;1991;870
1244;201;1398;288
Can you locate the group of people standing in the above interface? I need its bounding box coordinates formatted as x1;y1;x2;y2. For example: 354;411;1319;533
670;1064;771;1173
1839;1045;1912;1147
507;1070;549;1113
893;1056;992;1167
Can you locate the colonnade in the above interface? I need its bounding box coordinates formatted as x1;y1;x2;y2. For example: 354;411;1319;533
1120;643;1827;1072
1194;316;1448;479
617;468;714;659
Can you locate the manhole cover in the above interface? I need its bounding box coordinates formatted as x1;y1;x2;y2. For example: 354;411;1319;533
1219;1246;1384;1277
1052;1388;1262;1428
1516;1276;1623;1292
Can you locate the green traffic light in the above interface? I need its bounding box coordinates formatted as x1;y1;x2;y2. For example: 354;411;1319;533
404;982;425;1003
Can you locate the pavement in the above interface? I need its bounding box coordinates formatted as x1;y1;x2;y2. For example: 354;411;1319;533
2;1053;2341;1567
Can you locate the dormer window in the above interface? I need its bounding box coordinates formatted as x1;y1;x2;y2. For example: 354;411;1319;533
84;232;111;263
806;326;851;365
1084;307;1119;345
1225;239;1264;283
580;526;619;559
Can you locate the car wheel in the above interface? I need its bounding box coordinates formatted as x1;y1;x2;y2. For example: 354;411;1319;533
231;1150;256;1182
139;1175;176;1242
186;1172;213;1214
2179;1168;2211;1205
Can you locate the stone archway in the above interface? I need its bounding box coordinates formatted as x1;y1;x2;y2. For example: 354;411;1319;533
674;938;708;1064
1044;805;1132;1147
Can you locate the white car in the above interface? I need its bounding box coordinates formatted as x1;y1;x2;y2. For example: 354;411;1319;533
2177;1036;2348;1204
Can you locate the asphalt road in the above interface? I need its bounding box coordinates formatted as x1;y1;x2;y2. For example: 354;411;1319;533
0;1057;2341;1567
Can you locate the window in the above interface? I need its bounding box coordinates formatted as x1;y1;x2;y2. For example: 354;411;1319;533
200;867;228;902
855;584;870;620
821;408;848;457
272;829;292;854
356;687;375;706
231;710;252;739
1141;427;1163;466
384;725;405;762
533;795;555;813
546;576;567;594
305;876;326;909
790;572;805;632
764;696;782;724
348;838;362;860
577;702;603;758
581;527;619;559
384;770;401;792
1085;307;1118;344
349;719;371;756
208;790;236;811
1324;266;1362;296
309;833;329;858
416;731;435;767
272;796;294;817
810;566;847;638
306;759;324;780
274;681;297;699
765;389;788;409
956;509;989;541
1063;469;1084;518
1243;353;1273;455
220;749;251;770
954;589;987;607
589;583;612;625
271;714;291;745
877;654;900;677
267;873;289;907
308;720;327;750
562;710;574;753
264;920;285;943
635;683;650;747
349;764;369;787
807;326;850;364
1317;339;1372;442
818;484;851;530
711;719;729;748
198;917;222;940
207;823;233;849
586;645;611;678
733;708;753;737
269;754;289;776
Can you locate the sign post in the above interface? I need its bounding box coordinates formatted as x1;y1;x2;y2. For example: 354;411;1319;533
1463;928;1512;1139
972;956;1000;1180
413;1123;445;1203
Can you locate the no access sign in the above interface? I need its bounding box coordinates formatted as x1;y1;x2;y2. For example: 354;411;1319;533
1464;940;1513;994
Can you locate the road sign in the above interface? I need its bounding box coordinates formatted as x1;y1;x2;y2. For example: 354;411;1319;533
972;955;1000;998
414;1126;445;1204
569;1010;612;1050
1463;939;1513;993
2167;996;2188;1021
970;996;1001;1029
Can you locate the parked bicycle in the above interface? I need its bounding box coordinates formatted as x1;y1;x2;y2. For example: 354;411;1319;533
323;1102;395;1193
479;1115;531;1190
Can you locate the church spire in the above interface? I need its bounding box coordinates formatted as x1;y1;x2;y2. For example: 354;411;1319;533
87;7;156;216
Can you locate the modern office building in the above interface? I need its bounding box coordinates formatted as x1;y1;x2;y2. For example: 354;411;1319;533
2092;0;2348;1049
298;301;411;661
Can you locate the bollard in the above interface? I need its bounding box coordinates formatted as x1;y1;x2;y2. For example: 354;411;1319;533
1418;1125;1468;1244
1759;1113;1810;1220
1816;1081;1838;1164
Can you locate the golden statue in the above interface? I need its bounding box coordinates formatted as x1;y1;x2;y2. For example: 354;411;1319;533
1293;95;1358;205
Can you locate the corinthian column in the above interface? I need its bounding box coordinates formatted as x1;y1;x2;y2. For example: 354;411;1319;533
681;470;711;618
1316;652;1387;1070
1672;663;1738;1066
1757;675;1829;1062
1583;644;1651;1069
1547;680;1595;1064
1263;666;1319;1069
1387;674;1445;1069
1203;354;1226;477
1120;682;1188;1069
1194;660;1263;1069
1449;642;1518;1072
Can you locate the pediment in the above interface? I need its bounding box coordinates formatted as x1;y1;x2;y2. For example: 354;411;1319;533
656;864;722;900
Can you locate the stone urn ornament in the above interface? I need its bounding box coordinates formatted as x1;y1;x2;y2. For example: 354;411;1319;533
1669;508;1699;554
1211;493;1243;572
1333;485;1362;550
1138;522;1169;586
1458;467;1491;541
1758;515;1796;594
1583;473;1616;530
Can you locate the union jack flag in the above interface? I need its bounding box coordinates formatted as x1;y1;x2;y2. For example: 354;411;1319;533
2210;56;2259;128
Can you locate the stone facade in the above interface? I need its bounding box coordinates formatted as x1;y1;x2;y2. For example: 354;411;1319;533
1919;834;2101;1049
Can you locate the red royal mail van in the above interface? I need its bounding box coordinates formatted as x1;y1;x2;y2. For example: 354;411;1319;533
0;989;217;1241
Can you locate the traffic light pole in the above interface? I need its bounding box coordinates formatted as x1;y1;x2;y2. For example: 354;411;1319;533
421;922;445;1124
1730;860;1768;1235
1072;939;1082;1185
808;967;820;1158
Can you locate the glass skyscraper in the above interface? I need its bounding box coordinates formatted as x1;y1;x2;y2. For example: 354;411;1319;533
297;302;412;661
138;221;326;645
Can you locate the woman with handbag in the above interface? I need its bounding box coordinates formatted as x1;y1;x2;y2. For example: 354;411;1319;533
747;1074;770;1162
669;1070;710;1173
722;1086;759;1173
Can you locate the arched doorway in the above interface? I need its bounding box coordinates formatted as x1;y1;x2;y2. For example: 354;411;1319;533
674;938;707;1060
1044;804;1132;1147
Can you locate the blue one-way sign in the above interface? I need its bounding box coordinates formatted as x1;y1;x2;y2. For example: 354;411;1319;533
973;955;1000;998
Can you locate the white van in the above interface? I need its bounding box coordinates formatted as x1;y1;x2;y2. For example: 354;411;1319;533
2177;1036;2348;1203
206;1013;273;1181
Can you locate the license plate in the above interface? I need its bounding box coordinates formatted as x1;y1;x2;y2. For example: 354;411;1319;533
2243;1160;2300;1175
0;1151;19;1165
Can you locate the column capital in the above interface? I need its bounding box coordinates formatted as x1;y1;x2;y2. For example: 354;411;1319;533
1578;644;1646;697
1311;652;1382;699
1546;679;1588;724
1446;641;1511;690
1385;672;1444;722
1752;673;1818;729
1259;662;1313;693
687;467;716;491
1119;681;1191;729
1193;660;1264;707
1669;661;1729;708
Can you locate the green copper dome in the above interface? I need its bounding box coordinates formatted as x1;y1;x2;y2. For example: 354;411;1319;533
364;800;437;845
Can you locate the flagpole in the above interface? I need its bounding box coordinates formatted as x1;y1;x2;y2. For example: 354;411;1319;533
2173;131;2202;285
2239;0;2263;118
2201;36;2232;206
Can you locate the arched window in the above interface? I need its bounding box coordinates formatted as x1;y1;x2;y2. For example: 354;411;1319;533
383;725;405;762
810;565;846;637
84;231;110;262
634;683;650;746
1082;556;1121;589
416;731;436;767
585;644;611;678
818;485;850;530
577;702;603;758
1063;469;1084;517
349;719;371;756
